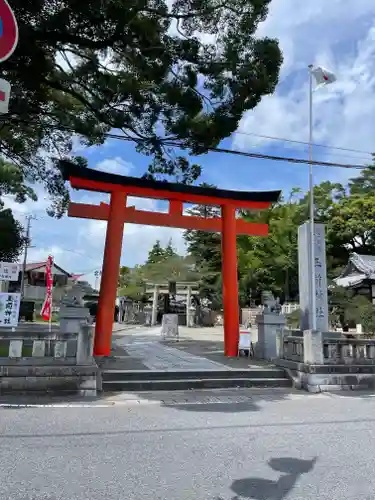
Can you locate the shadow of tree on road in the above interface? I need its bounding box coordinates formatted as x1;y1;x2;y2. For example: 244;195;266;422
217;457;317;500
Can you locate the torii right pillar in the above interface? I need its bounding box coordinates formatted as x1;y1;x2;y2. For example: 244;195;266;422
221;204;240;357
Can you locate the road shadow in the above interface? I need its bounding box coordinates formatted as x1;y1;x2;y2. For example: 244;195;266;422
0;393;103;408
217;456;317;500
124;388;304;413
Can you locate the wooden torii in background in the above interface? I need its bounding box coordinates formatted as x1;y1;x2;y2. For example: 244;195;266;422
61;162;280;357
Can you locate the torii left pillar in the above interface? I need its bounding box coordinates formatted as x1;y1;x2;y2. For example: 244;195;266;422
94;191;126;356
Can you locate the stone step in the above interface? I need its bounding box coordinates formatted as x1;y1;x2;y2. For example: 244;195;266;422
102;377;292;392
102;368;288;382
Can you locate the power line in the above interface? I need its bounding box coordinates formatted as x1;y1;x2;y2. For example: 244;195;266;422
0;115;370;171
196;145;367;170
104;132;369;170
234;130;374;157
99;132;371;170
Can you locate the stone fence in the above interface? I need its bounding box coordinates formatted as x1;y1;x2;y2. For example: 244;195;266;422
0;324;98;396
279;331;375;365
276;329;375;392
0;325;94;365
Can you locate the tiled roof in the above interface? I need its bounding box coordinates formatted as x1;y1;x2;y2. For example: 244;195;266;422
24;262;71;276
351;253;375;276
25;262;47;271
335;253;375;287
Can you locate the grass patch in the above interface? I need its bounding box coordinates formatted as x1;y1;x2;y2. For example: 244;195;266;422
34;313;59;324
0;345;9;357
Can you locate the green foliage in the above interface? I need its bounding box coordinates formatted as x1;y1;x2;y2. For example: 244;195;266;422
329;285;375;334
0;159;32;261
0;159;37;203
286;309;300;329
358;303;375;335
118;265;146;300
146;240;168;265
1;0;281;212
140;254;198;283
182;163;375;306
184;191;222;306
0;208;24;262
118;241;198;299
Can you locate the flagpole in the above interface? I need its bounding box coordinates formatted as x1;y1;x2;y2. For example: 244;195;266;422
308;64;316;331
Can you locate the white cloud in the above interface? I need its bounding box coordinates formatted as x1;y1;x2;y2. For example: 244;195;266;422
96;157;134;175
2;184;51;220
233;0;375;168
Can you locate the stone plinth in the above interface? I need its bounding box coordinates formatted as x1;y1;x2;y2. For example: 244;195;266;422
256;313;285;360
59;306;90;334
161;314;179;338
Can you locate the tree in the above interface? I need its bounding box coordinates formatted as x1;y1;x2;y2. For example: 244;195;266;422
118;265;132;288
0;159;37;203
328;285;375;333
349;161;375;196
140;254;198;283
237;191;306;303
2;0;282;212
0;159;34;261
0;208;24;262
164;239;177;259
118;265;146;300
183;190;223;306
146;240;166;265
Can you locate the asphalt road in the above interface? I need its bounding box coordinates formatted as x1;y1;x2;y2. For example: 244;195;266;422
1;389;375;499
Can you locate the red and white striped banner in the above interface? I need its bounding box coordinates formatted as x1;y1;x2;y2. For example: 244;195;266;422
41;255;53;321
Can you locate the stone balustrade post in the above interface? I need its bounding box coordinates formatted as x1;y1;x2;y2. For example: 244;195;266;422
303;330;323;364
77;324;94;365
276;328;287;359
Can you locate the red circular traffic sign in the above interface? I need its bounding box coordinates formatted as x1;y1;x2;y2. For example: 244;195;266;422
0;0;18;63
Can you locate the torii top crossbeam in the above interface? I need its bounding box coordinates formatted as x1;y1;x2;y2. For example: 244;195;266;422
61;161;281;236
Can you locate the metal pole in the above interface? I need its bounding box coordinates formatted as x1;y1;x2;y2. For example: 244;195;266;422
308;64;316;330
20;215;32;299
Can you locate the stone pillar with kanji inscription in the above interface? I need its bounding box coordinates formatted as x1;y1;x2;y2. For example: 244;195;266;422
298;223;329;332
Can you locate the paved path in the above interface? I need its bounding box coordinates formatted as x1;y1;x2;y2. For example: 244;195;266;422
2;389;375;499
114;327;231;370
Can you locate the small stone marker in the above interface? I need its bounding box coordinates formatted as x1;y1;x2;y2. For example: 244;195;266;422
161;314;179;338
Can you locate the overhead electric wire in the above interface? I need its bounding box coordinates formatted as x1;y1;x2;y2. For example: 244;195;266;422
0;115;370;171
234;130;374;157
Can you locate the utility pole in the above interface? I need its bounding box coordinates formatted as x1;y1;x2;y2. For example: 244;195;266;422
20;215;35;299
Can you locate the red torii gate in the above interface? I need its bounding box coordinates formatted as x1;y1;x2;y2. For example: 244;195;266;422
61;161;280;357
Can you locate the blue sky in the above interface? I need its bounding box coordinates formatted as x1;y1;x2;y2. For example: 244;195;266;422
4;0;375;286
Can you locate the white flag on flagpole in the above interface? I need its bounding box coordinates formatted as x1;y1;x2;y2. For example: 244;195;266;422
311;66;337;89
